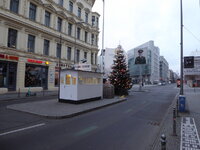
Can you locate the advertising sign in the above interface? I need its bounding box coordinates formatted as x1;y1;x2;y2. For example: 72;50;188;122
74;64;92;71
134;49;147;64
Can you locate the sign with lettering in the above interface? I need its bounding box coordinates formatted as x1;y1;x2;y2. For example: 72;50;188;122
74;64;92;71
0;53;19;61
27;59;43;64
181;117;200;150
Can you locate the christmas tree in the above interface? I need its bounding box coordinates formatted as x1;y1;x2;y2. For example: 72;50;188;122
109;46;132;95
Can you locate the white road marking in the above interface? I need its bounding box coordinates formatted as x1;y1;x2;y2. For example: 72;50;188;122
0;123;45;136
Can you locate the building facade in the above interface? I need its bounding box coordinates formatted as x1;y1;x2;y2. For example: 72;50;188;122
184;56;200;87
0;0;100;93
128;40;160;84
99;45;127;78
159;56;169;83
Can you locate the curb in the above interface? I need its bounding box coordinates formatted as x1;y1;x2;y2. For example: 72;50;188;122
7;98;127;119
150;93;179;149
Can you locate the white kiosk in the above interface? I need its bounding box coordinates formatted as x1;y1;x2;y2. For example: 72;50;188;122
59;69;103;103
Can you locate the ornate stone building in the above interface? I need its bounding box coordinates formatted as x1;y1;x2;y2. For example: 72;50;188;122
0;0;100;93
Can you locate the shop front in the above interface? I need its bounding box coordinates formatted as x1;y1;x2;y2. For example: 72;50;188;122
25;59;48;89
0;54;19;91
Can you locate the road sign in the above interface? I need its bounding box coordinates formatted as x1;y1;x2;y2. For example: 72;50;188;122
184;56;194;68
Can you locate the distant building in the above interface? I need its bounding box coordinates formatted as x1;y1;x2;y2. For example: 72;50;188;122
128;40;160;84
168;69;179;83
159;56;169;82
184;56;200;87
99;45;127;78
0;0;100;93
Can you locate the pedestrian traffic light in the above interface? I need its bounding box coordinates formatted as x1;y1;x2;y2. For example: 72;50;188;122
184;56;194;68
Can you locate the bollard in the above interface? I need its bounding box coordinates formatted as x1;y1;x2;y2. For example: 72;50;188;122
160;134;166;150
18;88;20;98
173;108;177;136
43;88;45;96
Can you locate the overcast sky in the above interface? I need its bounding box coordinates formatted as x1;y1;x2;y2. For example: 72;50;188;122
92;0;200;73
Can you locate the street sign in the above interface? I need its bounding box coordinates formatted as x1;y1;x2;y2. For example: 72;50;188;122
184;56;194;68
74;64;91;71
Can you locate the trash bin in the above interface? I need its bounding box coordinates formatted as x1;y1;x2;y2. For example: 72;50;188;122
179;95;186;112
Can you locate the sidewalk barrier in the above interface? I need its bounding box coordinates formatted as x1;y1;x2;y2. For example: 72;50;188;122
173;108;177;136
160;134;166;150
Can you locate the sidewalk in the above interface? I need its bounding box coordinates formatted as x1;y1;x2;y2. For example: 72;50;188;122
7;97;127;119
152;85;200;150
0;90;58;101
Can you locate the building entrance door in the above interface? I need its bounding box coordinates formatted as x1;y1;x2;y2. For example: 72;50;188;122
8;62;17;91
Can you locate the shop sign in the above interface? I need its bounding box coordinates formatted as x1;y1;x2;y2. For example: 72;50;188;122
74;64;92;71
27;59;43;64
0;53;19;61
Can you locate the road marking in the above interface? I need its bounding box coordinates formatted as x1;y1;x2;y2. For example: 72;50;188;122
0;123;45;136
124;109;133;114
74;126;98;137
180;117;200;150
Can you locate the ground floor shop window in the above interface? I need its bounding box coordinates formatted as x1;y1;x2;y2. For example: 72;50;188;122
0;61;17;90
55;67;59;87
25;64;48;89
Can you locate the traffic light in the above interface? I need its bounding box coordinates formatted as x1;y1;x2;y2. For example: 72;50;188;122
184;56;194;68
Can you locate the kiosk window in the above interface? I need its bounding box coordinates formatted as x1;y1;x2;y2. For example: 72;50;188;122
66;75;71;85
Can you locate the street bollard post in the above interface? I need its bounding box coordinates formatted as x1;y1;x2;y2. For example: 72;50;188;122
160;134;166;150
43;88;45;96
18;88;20;98
173;108;177;136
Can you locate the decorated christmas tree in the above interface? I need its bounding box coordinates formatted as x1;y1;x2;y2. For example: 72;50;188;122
109;46;132;95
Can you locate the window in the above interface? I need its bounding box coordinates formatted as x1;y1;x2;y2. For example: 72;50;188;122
43;39;49;56
58;0;63;6
91;53;94;64
84;52;87;60
78;7;81;18
76;49;80;63
56;43;61;58
57;17;62;32
92;16;95;26
68;23;72;36
85;31;88;43
85;12;88;23
29;3;37;21
96;17;99;27
7;28;17;48
45;11;51;27
69;1;73;13
10;0;19;13
25;64;48;89
27;34;35;52
91;34;94;45
95;53;97;65
96;35;98;45
67;47;71;60
77;27;81;40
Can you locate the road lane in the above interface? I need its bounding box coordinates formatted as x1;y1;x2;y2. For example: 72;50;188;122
0;84;178;150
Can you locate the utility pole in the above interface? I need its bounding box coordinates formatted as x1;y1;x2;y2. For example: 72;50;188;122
58;35;62;100
180;0;184;95
101;0;105;74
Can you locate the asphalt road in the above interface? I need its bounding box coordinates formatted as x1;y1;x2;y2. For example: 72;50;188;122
0;84;178;150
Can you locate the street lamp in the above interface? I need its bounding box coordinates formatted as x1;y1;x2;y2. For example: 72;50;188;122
73;21;85;68
180;0;184;95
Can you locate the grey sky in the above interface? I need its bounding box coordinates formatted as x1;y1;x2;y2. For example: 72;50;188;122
92;0;200;73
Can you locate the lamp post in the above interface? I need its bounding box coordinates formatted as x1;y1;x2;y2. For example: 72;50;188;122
58;35;62;100
180;0;184;95
73;21;85;69
101;0;105;74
